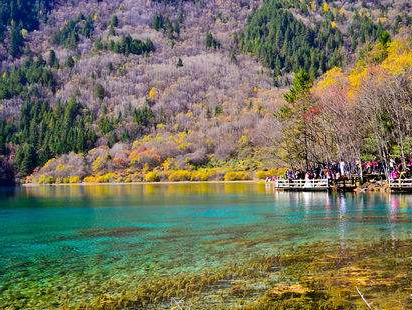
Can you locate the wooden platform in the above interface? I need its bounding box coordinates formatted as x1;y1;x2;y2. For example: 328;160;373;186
274;179;329;191
389;179;412;192
274;178;357;192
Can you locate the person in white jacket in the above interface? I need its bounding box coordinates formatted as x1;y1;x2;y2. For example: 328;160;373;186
339;160;346;176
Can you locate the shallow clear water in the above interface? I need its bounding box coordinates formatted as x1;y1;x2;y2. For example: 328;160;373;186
1;183;412;308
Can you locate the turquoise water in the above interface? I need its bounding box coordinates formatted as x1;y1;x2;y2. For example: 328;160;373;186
1;183;412;309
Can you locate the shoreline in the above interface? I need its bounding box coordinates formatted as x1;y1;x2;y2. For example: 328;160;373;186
20;179;391;193
22;180;267;187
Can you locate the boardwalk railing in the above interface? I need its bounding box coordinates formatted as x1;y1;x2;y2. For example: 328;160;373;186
274;178;329;189
389;178;412;188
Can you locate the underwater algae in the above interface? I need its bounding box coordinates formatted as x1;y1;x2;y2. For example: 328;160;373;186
2;238;412;310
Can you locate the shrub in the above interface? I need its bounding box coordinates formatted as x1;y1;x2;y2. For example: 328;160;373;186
55;177;65;184
167;170;192;182
96;172;117;183
145;171;161;182
190;169;224;181
256;170;271;179
224;171;251;181
84;176;97;183
190;170;211;181
38;174;55;184
69;176;81;183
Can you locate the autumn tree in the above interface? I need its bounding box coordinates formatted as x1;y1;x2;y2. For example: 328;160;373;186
359;71;412;173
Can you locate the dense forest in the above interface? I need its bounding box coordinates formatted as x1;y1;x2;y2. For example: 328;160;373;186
0;0;412;185
242;0;344;81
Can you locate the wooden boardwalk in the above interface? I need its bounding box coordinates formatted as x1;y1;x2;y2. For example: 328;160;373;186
389;179;412;192
274;179;329;191
273;176;412;192
274;178;357;192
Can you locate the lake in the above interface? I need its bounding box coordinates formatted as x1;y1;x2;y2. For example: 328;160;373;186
1;183;412;309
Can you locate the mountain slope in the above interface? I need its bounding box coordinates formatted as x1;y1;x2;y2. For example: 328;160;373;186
0;0;411;184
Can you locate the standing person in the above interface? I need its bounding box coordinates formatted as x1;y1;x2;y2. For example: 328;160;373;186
389;158;395;172
356;159;363;183
339;160;346;177
304;171;313;187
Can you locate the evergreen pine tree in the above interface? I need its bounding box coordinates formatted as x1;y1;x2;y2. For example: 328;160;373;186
284;69;312;103
47;49;59;68
16;143;36;176
111;15;119;28
9;20;24;58
65;56;75;68
177;57;183;67
94;83;106;100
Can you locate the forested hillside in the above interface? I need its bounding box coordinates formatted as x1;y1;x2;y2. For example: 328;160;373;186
0;0;411;185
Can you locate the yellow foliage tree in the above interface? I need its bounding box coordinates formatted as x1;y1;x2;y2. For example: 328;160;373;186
44;158;56;169
69;176;81;183
168;170;192;182
322;2;329;13
238;135;250;146
224;171;251;181
310;0;317;12
38;175;55;184
148;87;158;100
56;164;66;172
21;28;29;39
92;156;106;173
84;176;97;183
156;123;166;130
348;65;368;99
162;158;178;171
381;39;412;75
145;171;161;182
314;67;344;91
96;172;117;183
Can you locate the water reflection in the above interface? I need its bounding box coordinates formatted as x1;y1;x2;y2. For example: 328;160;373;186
2;185;412;244
337;193;347;252
19;183;271;198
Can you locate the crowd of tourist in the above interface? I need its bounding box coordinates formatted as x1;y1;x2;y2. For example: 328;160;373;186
265;158;412;182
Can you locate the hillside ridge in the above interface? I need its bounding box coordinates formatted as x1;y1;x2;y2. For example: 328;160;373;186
0;0;411;184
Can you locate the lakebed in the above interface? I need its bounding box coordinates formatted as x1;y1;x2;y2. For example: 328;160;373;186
1;183;411;309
